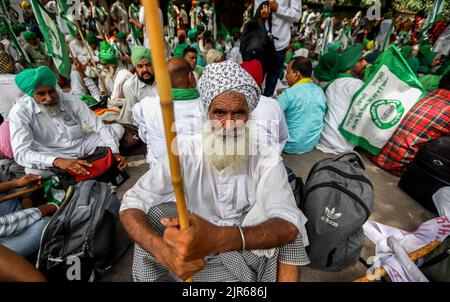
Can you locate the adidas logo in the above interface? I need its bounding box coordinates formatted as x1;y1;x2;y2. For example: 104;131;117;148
321;207;342;228
326;207;342;220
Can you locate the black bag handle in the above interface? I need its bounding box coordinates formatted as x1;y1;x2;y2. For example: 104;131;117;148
333;151;366;170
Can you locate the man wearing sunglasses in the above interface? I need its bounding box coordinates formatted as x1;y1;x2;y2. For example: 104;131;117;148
8;66;127;177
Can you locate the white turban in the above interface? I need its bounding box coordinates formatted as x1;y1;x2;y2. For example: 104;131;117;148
198;61;261;113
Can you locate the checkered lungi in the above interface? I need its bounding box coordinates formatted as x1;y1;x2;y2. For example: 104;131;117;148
132;202;310;282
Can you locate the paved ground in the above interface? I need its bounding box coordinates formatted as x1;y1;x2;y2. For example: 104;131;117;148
100;149;436;282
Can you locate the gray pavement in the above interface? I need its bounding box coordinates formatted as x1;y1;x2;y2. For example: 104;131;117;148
101;149;436;282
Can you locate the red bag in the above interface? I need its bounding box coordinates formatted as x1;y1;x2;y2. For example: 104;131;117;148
68;147;118;183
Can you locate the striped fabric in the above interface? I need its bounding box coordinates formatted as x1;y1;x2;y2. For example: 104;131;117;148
371;89;450;176
0;207;42;237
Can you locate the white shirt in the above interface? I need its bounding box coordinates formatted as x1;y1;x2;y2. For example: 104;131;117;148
139;6;163;49
254;0;302;51
132;95;203;167
0;74;23;119
9;92;121;169
102;66;133;100
252;96;289;154
316;77;364;154
120;134;305;232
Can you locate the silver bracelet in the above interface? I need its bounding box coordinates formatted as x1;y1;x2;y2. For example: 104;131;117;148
238;225;246;252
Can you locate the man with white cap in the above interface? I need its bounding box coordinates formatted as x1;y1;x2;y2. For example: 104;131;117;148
120;61;309;282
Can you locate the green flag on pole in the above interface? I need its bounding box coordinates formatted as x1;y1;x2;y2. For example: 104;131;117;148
0;1;31;64
339;45;426;155
425;0;445;28
57;0;77;38
30;0;71;78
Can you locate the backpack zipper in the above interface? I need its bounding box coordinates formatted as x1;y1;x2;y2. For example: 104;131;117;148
313;166;373;188
305;182;371;220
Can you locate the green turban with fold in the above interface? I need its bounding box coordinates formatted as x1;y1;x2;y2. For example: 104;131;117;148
131;46;151;66
188;29;197;40
336;43;363;73
314;51;339;82
99;41;112;52
173;43;188;58
99;51;118;65
15;66;57;96
292;42;302;49
117;31;127;41
23;31;36;41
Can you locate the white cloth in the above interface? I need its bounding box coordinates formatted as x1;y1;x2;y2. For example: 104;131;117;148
432;25;450;56
433;187;450;217
254;0;302;51
316;77;364;154
0;74;23;119
363;216;450;282
139;6;163;49
69;70;101;101
252;96;289;154
132;95;203;167
120;135;308;239
110;1;130;34
69;40;99;66
118;73;158;124
228;46;243;64
102;66;133;100
8;92;123;169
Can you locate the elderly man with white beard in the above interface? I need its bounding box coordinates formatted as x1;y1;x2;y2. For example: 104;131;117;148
119;61;310;282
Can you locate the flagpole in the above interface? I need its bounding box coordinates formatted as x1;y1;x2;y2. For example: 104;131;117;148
74;21;107;95
141;0;192;281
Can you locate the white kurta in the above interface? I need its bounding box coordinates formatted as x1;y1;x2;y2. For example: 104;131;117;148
8;92;123;170
120;134;306;233
132;95;203;167
316;77;364;155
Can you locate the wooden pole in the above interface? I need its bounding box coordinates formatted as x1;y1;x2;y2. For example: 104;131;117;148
141;0;192;281
74;21;107;95
0;183;43;203
353;240;442;282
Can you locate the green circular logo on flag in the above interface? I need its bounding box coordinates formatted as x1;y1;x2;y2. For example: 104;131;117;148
370;99;405;130
64;115;72;122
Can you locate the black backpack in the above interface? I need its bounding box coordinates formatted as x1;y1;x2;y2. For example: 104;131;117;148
240;17;276;65
36;180;130;281
301;152;374;271
399;136;450;213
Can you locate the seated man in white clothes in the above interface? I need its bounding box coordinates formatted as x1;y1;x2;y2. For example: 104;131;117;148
132;57;202;168
8;66;127;177
120;61;309;282
316;44;368;154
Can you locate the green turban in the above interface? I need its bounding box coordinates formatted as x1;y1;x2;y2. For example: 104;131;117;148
187;29;197;40
99;51;118;65
85;33;98;44
362;39;369;48
314;51;339;82
99;40;112;52
420;44;432;56
196;24;205;32
12;24;26;35
15;66;57;96
117;31;127;41
23;31;36;41
400;46;412;59
292;42;302;49
131;46;151;66
0;24;7;35
332;41;341;52
173;44;188;58
231;28;240;35
336;43;363;73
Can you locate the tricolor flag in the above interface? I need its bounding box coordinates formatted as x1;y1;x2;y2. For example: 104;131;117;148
30;0;71;78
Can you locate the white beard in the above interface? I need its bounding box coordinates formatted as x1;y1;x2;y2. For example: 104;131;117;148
202;125;251;173
37;97;61;117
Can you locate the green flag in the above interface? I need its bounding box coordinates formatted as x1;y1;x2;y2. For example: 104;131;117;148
0;2;31;64
30;0;71;78
425;0;445;28
57;0;77;38
339;46;426;155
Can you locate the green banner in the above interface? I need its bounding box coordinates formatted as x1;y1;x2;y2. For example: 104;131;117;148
339;46;426;155
30;0;71;78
